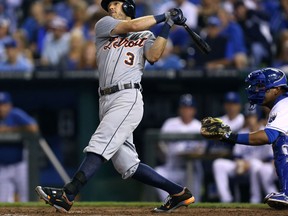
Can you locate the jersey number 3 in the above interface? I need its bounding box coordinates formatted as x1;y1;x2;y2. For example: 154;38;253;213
124;52;135;66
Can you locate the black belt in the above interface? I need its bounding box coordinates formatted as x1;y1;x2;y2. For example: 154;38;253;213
99;83;141;96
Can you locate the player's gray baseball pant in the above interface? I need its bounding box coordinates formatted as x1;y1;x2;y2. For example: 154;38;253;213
84;89;143;179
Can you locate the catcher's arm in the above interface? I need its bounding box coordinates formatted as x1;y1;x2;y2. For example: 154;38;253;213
200;117;270;146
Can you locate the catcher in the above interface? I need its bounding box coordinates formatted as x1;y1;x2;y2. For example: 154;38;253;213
200;67;288;209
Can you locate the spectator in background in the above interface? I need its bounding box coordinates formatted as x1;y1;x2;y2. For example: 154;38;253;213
217;8;248;70
197;0;221;29
53;0;78;25
145;39;185;71
272;30;288;72
69;1;89;40
60;29;85;71
155;94;206;202
79;40;97;70
0;39;34;73
3;0;23;33
21;1;56;59
192;16;233;70
268;0;288;41
86;0;102;17
135;0;154;17
0;18;13;63
12;29;34;66
233;0;273;67
213;106;277;203
222;0;263;14
40;16;70;70
0;92;39;202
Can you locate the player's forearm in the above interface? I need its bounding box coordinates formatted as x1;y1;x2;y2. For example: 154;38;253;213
113;12;170;35
113;15;164;34
248;130;270;145
146;37;167;62
130;15;158;30
224;130;270;146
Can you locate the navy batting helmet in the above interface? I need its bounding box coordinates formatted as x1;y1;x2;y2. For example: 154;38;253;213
245;67;288;106
101;0;136;19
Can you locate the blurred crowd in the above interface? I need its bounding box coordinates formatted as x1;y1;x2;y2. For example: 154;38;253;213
0;0;288;73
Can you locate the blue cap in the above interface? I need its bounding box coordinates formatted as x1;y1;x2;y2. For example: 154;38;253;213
207;16;221;27
4;38;17;48
224;92;241;103
179;94;197;107
0;92;11;104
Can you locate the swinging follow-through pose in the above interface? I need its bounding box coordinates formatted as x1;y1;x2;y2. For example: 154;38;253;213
35;0;195;213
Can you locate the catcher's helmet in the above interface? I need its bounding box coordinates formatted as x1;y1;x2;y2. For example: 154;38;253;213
245;67;288;106
101;0;136;18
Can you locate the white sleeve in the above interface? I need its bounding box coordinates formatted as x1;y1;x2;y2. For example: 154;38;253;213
95;16;121;38
266;105;288;134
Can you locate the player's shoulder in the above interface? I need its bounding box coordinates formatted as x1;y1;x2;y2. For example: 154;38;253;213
96;16;113;24
271;97;288;114
95;16;117;29
277;96;288;107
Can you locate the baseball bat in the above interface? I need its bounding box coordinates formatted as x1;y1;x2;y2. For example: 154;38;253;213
183;24;211;55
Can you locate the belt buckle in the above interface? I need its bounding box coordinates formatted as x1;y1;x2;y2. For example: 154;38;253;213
103;88;110;95
124;83;132;89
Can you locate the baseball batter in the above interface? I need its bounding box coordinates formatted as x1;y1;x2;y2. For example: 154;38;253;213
35;0;194;213
202;67;288;209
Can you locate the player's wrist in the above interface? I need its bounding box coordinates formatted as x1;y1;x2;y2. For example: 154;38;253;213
158;22;171;39
236;133;249;144
154;14;167;24
221;132;238;144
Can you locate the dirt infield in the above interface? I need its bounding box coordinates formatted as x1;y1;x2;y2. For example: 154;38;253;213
0;206;286;216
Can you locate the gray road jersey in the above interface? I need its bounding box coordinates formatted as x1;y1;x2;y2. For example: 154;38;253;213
95;16;156;88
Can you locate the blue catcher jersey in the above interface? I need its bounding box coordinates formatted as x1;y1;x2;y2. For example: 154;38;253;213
266;95;288;194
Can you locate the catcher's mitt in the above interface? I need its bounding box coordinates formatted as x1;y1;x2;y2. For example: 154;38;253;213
200;117;232;140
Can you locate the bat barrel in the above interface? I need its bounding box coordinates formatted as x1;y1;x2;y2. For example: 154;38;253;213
183;24;211;55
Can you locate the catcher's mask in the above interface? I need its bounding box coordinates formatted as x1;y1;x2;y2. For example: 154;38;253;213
245;67;288;106
101;0;136;19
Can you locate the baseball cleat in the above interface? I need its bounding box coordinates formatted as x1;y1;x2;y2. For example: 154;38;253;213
35;186;73;213
152;187;195;213
264;192;288;210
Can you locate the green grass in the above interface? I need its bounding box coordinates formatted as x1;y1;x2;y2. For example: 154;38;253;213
0;202;268;208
